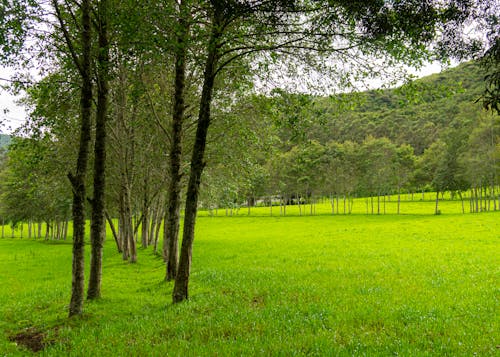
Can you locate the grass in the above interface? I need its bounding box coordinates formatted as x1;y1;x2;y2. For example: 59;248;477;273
0;209;499;355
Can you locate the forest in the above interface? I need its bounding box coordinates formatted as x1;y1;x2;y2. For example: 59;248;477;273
0;0;499;354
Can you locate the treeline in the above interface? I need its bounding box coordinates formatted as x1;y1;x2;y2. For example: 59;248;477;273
199;62;500;215
0;62;499;245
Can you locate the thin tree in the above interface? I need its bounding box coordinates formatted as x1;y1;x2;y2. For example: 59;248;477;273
52;0;93;316
88;0;110;300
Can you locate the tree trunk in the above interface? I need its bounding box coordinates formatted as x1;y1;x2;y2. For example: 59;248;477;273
125;185;136;263
164;0;189;282
119;183;129;260
297;193;301;216
141;193;149;249
63;218;69;240
105;211;121;252
65;0;93;317
153;203;163;255
88;0;109;300
173;15;221;303
492;183;497;211
458;191;465;214
435;190;440;215
310;194;313;215
397;188;401;215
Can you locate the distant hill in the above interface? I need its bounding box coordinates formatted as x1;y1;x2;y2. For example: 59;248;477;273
0;134;11;149
296;61;487;155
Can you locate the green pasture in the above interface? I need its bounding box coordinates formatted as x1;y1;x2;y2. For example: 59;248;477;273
0;211;499;355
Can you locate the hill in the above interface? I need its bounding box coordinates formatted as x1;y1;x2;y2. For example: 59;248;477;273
284;61;487;155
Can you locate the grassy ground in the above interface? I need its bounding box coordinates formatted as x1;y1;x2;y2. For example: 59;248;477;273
0;210;498;355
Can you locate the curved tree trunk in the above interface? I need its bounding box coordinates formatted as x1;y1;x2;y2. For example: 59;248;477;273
173;13;220;303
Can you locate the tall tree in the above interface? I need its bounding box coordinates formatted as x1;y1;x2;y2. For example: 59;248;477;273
52;0;94;316
87;0;110;300
164;0;190;281
173;0;480;303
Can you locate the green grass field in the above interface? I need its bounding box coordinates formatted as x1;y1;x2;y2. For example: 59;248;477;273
0;208;499;355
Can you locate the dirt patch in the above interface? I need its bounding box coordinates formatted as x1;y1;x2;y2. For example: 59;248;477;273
9;327;56;353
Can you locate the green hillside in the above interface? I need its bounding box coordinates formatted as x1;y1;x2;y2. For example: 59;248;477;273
301;61;486;155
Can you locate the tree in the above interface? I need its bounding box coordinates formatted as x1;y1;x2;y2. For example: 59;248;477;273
87;0;110;300
164;0;190;281
459;112;500;211
173;0;485;303
51;0;94;317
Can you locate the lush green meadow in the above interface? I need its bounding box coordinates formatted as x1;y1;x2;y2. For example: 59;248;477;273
0;209;499;355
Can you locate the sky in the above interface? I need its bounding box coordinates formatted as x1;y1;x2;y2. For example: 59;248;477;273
0;62;445;135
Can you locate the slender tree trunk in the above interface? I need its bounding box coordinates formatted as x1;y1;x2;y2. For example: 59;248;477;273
88;0;109;300
153;204;163;255
105;211;121;252
165;0;189;282
141;183;150;248
126;185;136;263
63;218;69;240
492;183;497;211
119;185;129;260
310;194;313;215
173;16;220;303
435;190;440;215
63;0;93;317
397;188;401;215
458;191;465;214
298;193;301;216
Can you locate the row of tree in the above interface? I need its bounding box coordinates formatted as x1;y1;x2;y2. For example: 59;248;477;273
0;0;498;318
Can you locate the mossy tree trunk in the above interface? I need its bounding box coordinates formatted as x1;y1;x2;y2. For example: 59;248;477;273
173;11;221;303
88;0;109;301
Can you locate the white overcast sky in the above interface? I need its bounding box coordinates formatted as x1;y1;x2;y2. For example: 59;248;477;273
0;61;445;135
